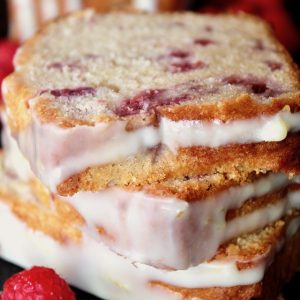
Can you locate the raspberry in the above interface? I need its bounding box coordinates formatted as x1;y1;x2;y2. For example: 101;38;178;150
265;60;282;71
168;50;190;58
0;40;19;74
114;82;208;117
168;60;206;73
42;87;96;98
194;38;214;46
2;266;76;300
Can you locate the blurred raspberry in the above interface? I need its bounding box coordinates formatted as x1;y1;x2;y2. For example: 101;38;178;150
0;40;18;74
0;39;18;100
2;266;76;300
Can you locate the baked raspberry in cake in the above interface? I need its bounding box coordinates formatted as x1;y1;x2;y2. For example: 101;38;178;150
3;11;300;195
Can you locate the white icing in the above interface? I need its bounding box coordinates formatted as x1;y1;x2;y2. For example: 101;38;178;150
61;173;290;270
16;108;300;191
17;113;160;191
134;0;157;12
286;216;300;238
12;0;37;41
1;117;34;181
224;201;287;241
40;0;59;21
11;0;82;41
161;111;300;149
3;126;299;270
65;0;82;11
287;190;300;209
0;202;269;300
3;126;300;269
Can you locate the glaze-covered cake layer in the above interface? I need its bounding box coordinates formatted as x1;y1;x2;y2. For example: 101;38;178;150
0;196;300;300
1;125;300;270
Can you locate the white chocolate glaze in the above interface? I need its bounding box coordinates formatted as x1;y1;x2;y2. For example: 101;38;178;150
0;202;273;300
1;117;34;181
9;0;82;42
40;0;58;21
11;0;37;41
62;173;291;270
287;190;300;209
286;216;300;238
17;112;160;191
3;127;300;269
162;111;300;149
134;0;157;12
15;107;300;191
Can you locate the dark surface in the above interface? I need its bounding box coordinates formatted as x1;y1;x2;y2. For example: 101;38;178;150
1;257;300;299
0;0;8;37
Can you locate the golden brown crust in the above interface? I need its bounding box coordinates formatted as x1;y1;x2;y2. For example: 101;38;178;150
0;175;84;243
33;97;117;128
2;73;37;134
0;189;83;243
58;133;300;196
141;173;257;202
225;189;286;222
158;0;190;11
83;0;133;12
159;94;300;122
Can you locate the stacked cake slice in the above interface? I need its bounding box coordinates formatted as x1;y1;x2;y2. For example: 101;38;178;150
1;10;300;300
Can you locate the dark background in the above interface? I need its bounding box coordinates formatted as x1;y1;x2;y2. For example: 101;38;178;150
0;0;300;299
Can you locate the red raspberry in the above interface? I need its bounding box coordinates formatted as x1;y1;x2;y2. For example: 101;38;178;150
0;69;7;85
2;266;76;300
0;40;19;74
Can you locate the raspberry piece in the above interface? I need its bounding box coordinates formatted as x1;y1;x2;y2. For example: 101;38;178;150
115;89;165;116
0;69;7;85
115;83;207;117
265;60;282;71
254;39;265;50
168;61;206;73
204;26;213;32
2;266;75;300
45;87;96;97
0;40;19;74
169;50;190;58
194;38;214;46
223;75;280;96
47;61;82;71
223;75;267;94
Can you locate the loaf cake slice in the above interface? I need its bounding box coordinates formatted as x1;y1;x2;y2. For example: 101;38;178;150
0;152;300;300
3;10;300;194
